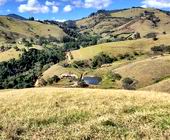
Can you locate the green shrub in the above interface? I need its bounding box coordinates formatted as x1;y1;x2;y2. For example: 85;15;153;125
151;45;170;54
47;75;60;85
91;53;117;68
122;77;137;90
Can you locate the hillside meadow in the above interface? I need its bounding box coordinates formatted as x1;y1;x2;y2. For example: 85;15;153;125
1;88;170;139
71;34;170;61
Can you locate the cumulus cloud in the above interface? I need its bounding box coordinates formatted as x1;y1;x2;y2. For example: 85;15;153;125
18;0;49;13
52;5;59;13
62;0;112;12
45;0;56;6
64;5;72;12
0;0;7;6
70;0;112;9
17;0;113;14
84;0;112;9
142;0;170;8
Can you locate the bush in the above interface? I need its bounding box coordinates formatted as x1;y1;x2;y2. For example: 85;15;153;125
117;53;134;60
101;72;122;89
91;53;117;68
47;75;60;85
72;60;90;68
122;77;137;90
14;46;20;51
25;41;33;47
151;45;170;54
64;42;80;51
144;32;157;39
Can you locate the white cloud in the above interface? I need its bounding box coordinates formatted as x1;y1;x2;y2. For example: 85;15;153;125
16;0;26;2
64;5;72;12
84;0;112;9
142;0;170;8
0;0;6;6
68;0;112;9
56;19;66;22
45;0;55;6
52;5;59;13
18;0;49;13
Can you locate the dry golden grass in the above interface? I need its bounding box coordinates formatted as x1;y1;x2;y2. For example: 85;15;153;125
0;16;66;40
0;88;170;139
71;34;170;61
111;8;155;18
76;8;170;37
142;79;170;93
42;64;83;80
25;21;66;40
0;48;21;62
114;55;170;88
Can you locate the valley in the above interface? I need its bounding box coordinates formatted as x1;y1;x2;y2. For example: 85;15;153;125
1;6;170;139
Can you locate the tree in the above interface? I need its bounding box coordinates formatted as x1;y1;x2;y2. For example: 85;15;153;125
29;17;35;21
91;53;117;68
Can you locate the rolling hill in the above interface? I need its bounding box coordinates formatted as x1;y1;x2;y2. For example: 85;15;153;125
76;7;170;38
1;88;170;139
0;16;66;42
142;79;170;93
70;34;170;61
113;55;170;89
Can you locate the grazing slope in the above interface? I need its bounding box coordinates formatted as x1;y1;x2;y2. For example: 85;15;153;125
142;79;170;93
1;88;170;139
0;48;21;62
76;7;170;37
0;16;66;41
114;55;170;88
42;64;82;80
71;34;170;61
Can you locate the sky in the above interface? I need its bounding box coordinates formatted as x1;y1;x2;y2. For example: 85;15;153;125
0;0;170;21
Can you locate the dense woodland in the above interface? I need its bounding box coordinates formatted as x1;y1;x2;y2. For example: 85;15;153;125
0;48;65;89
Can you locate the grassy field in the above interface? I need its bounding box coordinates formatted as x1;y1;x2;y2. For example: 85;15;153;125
0;16;66;40
142;78;170;93
0;48;21;62
0;88;170;139
114;55;170;89
110;8;156;18
71;34;170;61
42;64;83;80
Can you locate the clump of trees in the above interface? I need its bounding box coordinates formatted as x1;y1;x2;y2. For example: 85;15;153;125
144;32;157;39
71;53;117;69
91;53;117;68
63;35;100;51
0;48;65;89
71;51;142;69
47;75;60;85
151;44;170;54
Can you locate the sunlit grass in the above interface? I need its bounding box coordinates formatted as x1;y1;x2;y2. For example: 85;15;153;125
0;88;170;139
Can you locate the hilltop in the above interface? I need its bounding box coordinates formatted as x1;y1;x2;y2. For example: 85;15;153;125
76;7;170;39
0;16;66;42
1;88;170;139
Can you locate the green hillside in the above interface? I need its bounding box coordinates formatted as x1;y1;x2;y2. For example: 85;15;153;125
71;34;170;61
0;16;66;41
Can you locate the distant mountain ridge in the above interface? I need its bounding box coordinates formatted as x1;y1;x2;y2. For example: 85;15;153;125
6;14;27;20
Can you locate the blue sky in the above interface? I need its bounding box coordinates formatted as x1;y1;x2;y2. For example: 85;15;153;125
0;0;170;21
